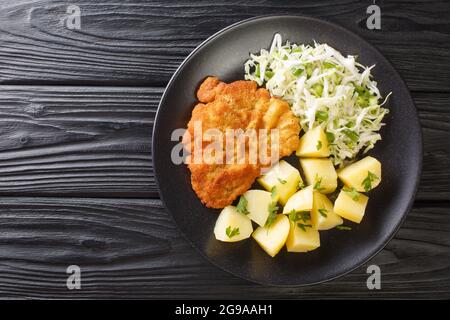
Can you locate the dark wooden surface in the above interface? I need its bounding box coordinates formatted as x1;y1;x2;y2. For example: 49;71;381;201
0;0;449;299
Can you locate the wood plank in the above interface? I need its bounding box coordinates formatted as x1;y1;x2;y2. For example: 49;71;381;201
0;0;449;90
0;86;159;197
0;86;448;200
415;93;450;201
0;197;448;299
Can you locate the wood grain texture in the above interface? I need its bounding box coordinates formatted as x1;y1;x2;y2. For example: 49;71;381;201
0;86;448;200
0;0;448;300
0;86;159;197
0;0;449;90
0;197;448;299
415;92;450;201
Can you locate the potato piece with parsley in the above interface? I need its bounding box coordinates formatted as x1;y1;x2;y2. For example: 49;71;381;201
282;185;314;214
214;206;253;242
300;158;337;194
286;213;320;253
296;126;330;157
334;187;369;223
252;214;290;257
242;190;274;227
311;192;343;230
338;156;381;192
257;160;302;205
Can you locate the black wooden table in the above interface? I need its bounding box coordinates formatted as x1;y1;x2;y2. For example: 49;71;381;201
0;0;449;299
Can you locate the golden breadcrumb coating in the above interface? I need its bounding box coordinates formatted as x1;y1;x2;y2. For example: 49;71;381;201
183;76;300;208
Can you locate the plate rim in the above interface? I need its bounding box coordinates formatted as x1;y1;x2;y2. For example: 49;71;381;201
152;14;423;286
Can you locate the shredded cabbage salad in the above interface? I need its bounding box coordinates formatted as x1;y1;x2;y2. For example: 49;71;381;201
244;34;390;166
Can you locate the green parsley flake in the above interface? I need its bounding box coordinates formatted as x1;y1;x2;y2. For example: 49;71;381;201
226;226;240;238
297;223;312;232
265;202;279;227
316;140;322;150
343;186;360;201
362;171;379;192
270;186;277;199
236;195;249;215
318;208;328;218
314;175;325;191
289;210;310;222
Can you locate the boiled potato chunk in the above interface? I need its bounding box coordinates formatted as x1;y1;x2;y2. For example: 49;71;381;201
296;126;330;157
334;189;369;223
300;158;337;194
282;185;314;213
286;220;320;252
338;156;381;192
311;192;343;230
252;214;290;257
214;206;253;242
257;160;302;205
244;189;273;227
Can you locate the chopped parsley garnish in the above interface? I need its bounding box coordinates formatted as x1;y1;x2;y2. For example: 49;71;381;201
236;195;249;215
288;209;298;222
343;186;360;201
336;225;352;231
288;210;310;223
277;178;287;184
299;211;311;222
265;202;279;227
297;223;312;232
298;181;305;189
362;171;379;192
270;186;277;199
226;226;240;238
316;140;322;150
318;208;328;218
313;175;325;191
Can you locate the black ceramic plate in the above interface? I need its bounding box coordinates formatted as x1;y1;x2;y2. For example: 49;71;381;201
153;16;422;286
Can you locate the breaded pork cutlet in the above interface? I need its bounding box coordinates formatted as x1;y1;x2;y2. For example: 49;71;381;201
183;77;300;208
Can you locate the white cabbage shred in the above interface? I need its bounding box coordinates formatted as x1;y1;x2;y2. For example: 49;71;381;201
244;34;390;166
